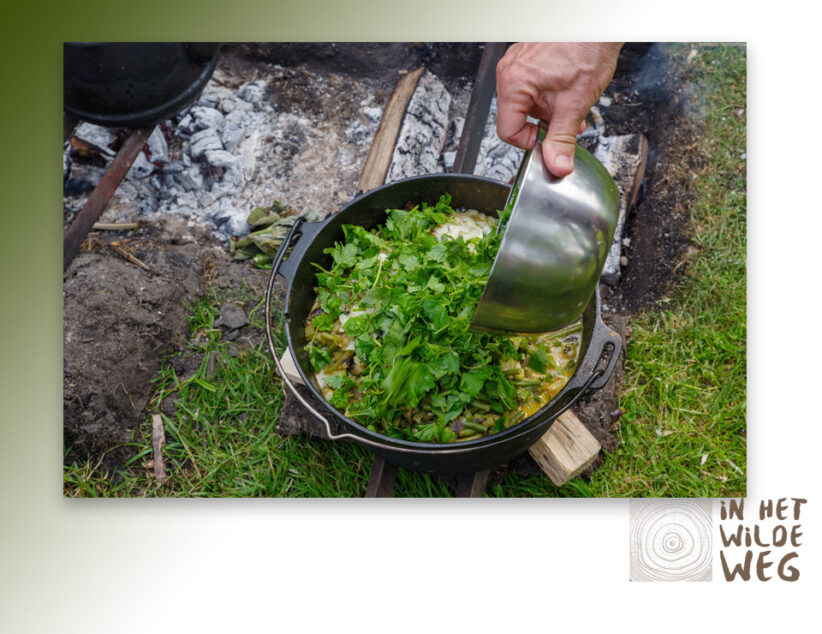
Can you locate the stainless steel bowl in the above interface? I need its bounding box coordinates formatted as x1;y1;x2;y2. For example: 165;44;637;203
470;138;619;334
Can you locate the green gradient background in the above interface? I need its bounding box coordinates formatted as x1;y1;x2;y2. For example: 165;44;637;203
0;0;634;513
0;4;633;628
1;2;801;632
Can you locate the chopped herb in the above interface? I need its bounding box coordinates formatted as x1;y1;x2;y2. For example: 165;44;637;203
306;194;581;442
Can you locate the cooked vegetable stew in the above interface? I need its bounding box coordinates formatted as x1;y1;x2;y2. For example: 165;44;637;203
304;194;581;443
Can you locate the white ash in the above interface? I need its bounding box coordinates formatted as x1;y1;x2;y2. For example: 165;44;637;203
127;152;154;180
65;57;627;254
361;106;383;123
72;122;117;157
63;65;385;242
146;127;168;164
470;97;523;184
384;73;528;186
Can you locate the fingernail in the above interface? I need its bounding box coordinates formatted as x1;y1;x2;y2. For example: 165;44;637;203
555;155;572;171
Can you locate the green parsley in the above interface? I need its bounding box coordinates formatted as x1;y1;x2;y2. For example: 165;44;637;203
303;194;581;442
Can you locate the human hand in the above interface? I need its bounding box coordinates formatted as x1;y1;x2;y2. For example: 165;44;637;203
496;42;622;177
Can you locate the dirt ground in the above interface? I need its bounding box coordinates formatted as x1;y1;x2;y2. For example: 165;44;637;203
62;218;274;466
63;43;702;480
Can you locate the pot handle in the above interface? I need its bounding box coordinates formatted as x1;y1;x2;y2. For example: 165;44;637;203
560;317;621;398
549;367;605;420
586;318;622;392
275;216;328;282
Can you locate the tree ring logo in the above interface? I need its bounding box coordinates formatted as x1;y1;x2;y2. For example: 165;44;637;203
630;499;712;582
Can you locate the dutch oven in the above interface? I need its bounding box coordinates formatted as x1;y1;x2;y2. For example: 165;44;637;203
264;174;621;475
63;42;221;128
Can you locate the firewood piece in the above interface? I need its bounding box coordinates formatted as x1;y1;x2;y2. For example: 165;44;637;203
357;67;424;193
385;70;451;182
151;414;167;482
456;469;490;497
92;222;140;231
596;132;649;284
528;410;601;486
279;349;304;385
365;456;398;497
628;134;649;210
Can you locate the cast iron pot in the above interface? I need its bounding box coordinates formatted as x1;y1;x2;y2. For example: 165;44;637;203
64;42;221;128
264;174;621;475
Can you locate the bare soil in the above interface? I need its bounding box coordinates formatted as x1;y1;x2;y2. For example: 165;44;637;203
63;43;702;484
63;218;272;468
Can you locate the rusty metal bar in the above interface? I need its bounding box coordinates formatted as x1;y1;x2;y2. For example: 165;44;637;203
456;469;489;497
453;42;508;175
63;126;155;271
365;455;398;497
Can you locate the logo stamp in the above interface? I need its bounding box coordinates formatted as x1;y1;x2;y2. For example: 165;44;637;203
629;499;713;582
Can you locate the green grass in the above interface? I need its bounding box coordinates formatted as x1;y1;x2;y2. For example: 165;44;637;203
64;43;746;498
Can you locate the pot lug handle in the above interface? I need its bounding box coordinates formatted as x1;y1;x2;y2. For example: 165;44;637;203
275;216;328;282
587;318;622;392
562;314;622;395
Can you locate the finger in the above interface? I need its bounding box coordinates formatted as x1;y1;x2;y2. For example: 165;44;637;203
496;109;537;150
542;110;583;177
579;119;587;135
495;63;540;150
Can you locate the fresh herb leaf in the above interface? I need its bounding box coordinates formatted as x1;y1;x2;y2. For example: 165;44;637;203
308;345;332;372
311;313;334;332
325;242;359;269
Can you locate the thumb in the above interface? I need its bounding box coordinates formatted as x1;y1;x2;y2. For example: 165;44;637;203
542;111;582;177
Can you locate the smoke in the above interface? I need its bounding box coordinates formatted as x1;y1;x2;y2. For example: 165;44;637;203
632;43;709;125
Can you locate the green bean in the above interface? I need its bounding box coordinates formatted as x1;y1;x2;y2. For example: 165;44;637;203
504;410;525;429
462;420;487;433
314;332;336;347
470;399;490;412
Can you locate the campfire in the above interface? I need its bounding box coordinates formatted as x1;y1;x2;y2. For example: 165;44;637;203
64;43;668;497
